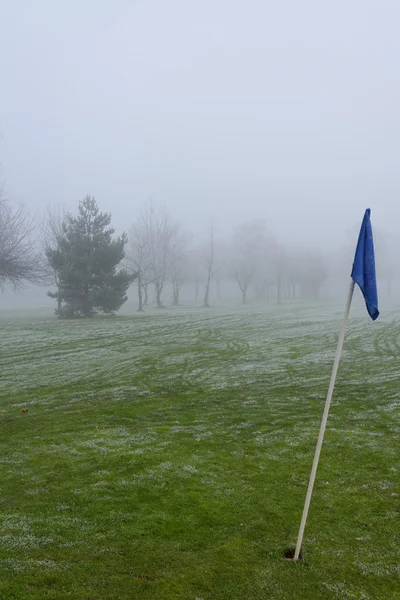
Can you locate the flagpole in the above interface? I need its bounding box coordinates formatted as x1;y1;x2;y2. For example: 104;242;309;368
293;279;356;561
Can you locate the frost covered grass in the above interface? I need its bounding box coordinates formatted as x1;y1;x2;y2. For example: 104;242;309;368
0;302;399;599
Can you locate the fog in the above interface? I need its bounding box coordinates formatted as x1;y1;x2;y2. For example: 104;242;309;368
1;0;400;310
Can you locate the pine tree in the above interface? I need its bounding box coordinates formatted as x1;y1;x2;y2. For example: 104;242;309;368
46;196;135;318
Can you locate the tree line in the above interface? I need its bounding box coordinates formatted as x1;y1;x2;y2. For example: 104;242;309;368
1;192;398;317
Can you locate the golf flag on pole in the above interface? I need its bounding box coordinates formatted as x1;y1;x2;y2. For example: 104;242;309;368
351;209;379;321
293;208;379;561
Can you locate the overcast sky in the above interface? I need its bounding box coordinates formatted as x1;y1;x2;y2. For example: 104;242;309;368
1;0;399;247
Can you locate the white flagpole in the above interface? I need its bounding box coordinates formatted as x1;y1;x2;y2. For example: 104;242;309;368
294;279;356;560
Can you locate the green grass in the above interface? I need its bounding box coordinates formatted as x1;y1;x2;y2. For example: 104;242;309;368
0;303;399;599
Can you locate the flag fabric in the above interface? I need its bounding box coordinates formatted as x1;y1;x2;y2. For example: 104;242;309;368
351;208;379;321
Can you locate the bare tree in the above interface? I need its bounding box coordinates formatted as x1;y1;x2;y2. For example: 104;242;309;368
0;189;40;290
127;217;150;312
284;249;299;299
251;229;277;302
132;200;181;309
253;262;274;302
40;203;66;312
188;248;203;304
143;282;149;305
170;231;188;306
200;220;222;308
274;247;286;303
230;220;266;304
213;239;229;300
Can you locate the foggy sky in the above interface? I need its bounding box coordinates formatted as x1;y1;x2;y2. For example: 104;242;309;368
1;0;400;247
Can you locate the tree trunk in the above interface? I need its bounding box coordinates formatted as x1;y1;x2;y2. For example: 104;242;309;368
57;293;62;313
172;282;180;306
203;221;215;308
203;278;211;307
277;276;282;303
137;274;143;312
83;284;91;317
156;281;165;308
143;283;148;305
241;287;247;304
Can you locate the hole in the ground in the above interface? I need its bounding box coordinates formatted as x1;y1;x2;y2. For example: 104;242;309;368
283;547;302;560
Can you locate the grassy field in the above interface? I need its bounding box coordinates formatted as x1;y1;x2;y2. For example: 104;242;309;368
0;302;399;599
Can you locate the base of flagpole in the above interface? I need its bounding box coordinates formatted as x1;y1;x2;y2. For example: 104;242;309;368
283;547;303;561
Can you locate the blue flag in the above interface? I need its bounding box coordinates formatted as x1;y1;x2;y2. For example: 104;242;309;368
351;209;379;320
